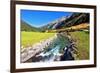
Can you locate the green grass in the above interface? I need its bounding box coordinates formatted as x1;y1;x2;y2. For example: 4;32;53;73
21;31;55;48
70;31;89;60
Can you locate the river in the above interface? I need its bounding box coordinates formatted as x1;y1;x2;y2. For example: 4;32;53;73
31;32;75;62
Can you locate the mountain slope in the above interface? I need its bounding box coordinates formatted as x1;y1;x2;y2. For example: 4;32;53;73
40;13;89;30
21;20;41;32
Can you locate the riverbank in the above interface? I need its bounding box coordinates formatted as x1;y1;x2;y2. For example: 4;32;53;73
21;34;57;63
70;31;89;60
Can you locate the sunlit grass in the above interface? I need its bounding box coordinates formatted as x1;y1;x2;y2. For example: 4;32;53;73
21;31;55;48
70;31;89;60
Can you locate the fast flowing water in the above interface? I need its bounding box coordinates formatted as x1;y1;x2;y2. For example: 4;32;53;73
32;33;74;62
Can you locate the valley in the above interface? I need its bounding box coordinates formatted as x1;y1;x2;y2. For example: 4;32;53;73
20;12;90;63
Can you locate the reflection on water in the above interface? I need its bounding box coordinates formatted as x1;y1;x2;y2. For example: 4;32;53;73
31;33;75;62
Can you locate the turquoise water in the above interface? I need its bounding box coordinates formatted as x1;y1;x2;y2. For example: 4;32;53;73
32;33;74;62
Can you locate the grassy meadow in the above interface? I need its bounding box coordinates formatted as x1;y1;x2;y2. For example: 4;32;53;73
70;31;89;60
21;31;55;48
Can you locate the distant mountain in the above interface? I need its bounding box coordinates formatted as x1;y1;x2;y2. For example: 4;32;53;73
21;20;41;32
40;13;89;31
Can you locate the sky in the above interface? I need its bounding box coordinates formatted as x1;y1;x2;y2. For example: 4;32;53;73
21;10;72;27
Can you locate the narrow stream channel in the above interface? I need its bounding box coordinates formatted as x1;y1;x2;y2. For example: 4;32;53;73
31;32;75;62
